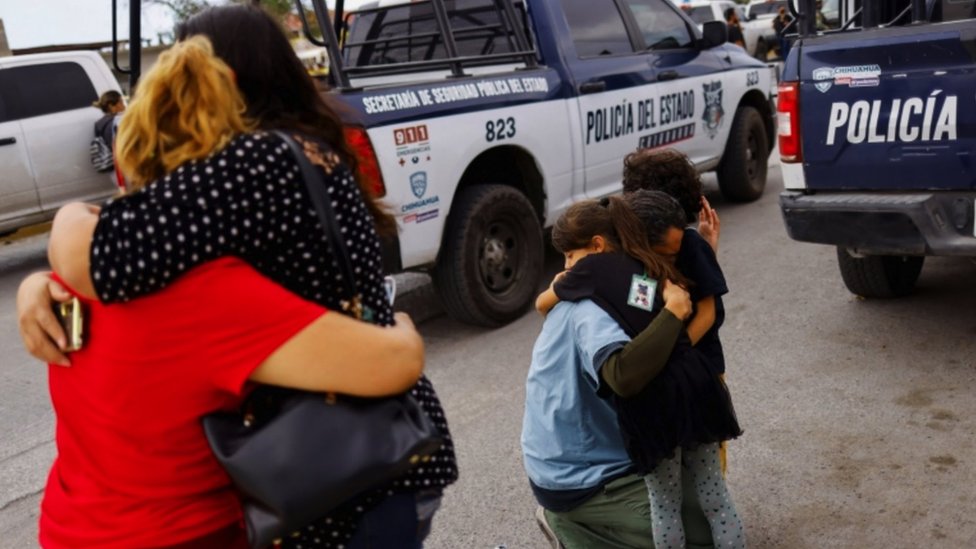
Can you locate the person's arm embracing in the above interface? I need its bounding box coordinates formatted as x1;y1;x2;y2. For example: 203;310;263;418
535;271;567;316
600;280;692;398
686;295;716;346
47;203;100;300
251;311;425;396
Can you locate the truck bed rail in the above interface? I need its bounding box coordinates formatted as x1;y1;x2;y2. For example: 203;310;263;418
295;0;537;89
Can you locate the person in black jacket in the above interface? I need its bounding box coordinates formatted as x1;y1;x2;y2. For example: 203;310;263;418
724;7;745;48
92;91;125;149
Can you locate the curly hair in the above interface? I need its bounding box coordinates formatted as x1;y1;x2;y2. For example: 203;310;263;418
622;148;702;224
115;36;254;190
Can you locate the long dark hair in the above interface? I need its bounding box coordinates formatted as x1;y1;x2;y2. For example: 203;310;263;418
552;196;685;285
176;4;395;235
624;190;688;247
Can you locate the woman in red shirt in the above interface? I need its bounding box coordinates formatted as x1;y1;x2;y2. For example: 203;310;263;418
28;36;426;548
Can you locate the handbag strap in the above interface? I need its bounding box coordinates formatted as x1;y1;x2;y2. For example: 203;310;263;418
273;130;363;320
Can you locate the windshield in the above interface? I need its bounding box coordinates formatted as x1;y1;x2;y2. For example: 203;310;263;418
749;0;788;16
680;5;717;23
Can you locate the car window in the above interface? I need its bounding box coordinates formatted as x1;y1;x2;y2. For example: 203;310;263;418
561;0;634;57
681;5;718;23
1;62;96;122
343;0;534;67
0;72;10;123
622;0;694;49
749;1;787;17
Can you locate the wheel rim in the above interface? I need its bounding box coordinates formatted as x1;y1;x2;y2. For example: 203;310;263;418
746;127;762;183
478;219;520;293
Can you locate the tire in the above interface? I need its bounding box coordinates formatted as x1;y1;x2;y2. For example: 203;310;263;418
753;39;769;60
433;184;544;327
836;248;924;298
717;106;769;202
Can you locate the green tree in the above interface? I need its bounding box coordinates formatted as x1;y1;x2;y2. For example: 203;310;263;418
143;0;210;22
256;0;295;20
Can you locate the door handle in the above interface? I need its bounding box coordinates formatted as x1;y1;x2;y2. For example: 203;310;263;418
579;81;607;94
657;70;680;82
0;137;16;146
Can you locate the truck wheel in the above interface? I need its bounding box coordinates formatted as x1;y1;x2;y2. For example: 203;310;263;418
717;105;768;202
836;248;924;298
434;184;543;327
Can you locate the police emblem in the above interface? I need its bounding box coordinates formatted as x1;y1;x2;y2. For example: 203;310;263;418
813;67;833;93
701;81;724;139
410;171;427;198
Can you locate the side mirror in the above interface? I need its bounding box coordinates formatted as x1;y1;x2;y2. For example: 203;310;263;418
700;20;728;48
749;12;758;20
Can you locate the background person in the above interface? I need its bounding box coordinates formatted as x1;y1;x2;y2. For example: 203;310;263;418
92;90;124;146
91;91;126;188
725;7;745;48
772;6;793;60
17;5;457;548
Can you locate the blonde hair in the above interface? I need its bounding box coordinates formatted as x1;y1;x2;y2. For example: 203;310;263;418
116;36;254;190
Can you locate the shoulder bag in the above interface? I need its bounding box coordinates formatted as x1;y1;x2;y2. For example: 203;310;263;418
202;131;442;549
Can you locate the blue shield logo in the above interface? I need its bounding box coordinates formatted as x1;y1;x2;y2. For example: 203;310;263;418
813;67;833;93
410;171;427;198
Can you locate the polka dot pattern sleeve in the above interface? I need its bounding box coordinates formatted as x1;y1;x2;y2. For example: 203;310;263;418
88;132;457;548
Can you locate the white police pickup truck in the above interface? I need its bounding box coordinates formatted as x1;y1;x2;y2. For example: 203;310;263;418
305;0;776;326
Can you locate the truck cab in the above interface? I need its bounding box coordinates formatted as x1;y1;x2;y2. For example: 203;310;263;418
0;51;121;236
778;0;976;297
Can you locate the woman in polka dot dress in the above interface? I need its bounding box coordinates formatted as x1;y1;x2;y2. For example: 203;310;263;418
29;5;458;548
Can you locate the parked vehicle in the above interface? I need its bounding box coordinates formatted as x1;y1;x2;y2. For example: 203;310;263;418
778;0;975;298
298;0;777;326
677;0;769;58
744;0;788;57
0;51;121;236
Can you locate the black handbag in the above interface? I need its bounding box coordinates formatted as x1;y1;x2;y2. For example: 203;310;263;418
202;131;442;549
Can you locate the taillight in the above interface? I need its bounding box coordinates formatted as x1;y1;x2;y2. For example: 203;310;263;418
343;126;386;197
777;81;801;163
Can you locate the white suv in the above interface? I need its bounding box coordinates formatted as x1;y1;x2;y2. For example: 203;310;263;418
0;51;121;236
744;0;789;58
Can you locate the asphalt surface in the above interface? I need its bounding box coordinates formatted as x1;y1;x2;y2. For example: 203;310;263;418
2;158;976;548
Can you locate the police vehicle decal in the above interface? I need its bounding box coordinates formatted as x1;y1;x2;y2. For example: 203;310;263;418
394;124;432;167
345;70;566;126
371;98;578;267
825;91;958;145
702;81;725;139
814;65;883;93
574;64;766;199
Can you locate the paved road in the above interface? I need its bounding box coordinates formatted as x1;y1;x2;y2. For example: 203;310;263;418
2;160;976;548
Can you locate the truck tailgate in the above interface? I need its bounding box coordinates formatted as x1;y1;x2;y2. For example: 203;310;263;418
797;21;976;191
